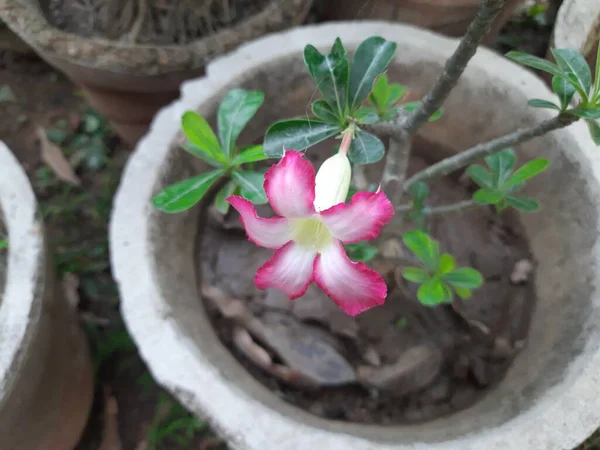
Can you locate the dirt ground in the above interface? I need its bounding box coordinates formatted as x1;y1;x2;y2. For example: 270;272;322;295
0;0;598;448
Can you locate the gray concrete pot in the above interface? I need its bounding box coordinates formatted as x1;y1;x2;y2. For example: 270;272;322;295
0;142;93;450
110;22;600;450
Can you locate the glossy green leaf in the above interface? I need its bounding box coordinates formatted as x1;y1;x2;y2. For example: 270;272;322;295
304;39;349;117
442;268;483;289
218;89;264;158
263;119;341;157
586;120;600;145
181;111;221;158
345;242;379;262
402;267;430;283
152;169;225;213
402;230;439;272
232;171;267;204
231;145;267;166
214;180;237;214
473;188;504;205
552;48;592;96
568;107;600;120
312;100;340;123
485;148;516;185
467;165;494;188
504;158;549;188
180;142;223;168
0;239;7;250
348;36;397;111
369;74;389;109
418;278;447;306
506;51;564;77
506;195;540;212
454;286;472;300
437;253;456;275
348;129;385;165
593;43;600;100
354;108;379;124
410;182;429;206
552;75;576;108
387;84;406;107
527;99;561;111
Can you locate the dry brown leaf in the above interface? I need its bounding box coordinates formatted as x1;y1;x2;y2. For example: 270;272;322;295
100;386;122;450
62;272;80;309
37;126;81;186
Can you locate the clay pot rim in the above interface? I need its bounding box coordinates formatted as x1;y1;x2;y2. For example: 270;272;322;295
0;141;45;392
0;0;312;74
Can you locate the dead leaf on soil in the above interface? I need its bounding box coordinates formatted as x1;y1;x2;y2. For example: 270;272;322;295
37;126;81;186
62;272;80;309
100;386;122;450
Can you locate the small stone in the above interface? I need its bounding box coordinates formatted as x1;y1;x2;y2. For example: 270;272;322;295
491;336;513;360
469;356;490;387
362;346;382;366
422;376;452;404
510;259;534;284
453;354;470;379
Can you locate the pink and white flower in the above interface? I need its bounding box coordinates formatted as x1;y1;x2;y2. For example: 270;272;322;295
227;147;394;316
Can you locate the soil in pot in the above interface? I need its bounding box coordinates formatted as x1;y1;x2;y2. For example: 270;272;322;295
45;0;270;44
197;141;536;424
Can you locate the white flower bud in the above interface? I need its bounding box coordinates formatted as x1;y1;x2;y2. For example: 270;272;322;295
313;152;351;211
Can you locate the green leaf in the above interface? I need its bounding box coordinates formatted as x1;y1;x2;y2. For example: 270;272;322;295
312;100;340;123
387;84;406;108
552;75;576;108
348;129;385;165
454;286;472;300
181;142;223;168
568;107;600;120
369;74;389;109
232;171;267;204
399;101;443;121
504;158;549;188
354;108;379;124
506;51;564;77
437;253;456;275
348;36;397;111
551;48;592;96
181;111;222;159
402;267;430;283
467;165;494;188
231;145;267;165
527;99;561;111
485;148;516;185
473;188;504;205
402;230;439;272
46;128;69;145
345;242;379;262
594;43;600;100
442;268;483;289
410;182;429;206
304;39;349;117
218;89;264;158
0;239;7;250
152;169;225;213
506;195;540;212
263;119;341;157
417;278;447;306
586;120;600;145
214;180;237;214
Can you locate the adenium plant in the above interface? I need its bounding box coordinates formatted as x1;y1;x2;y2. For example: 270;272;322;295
153;0;600;316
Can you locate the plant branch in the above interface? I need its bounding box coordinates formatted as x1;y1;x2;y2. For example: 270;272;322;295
424;199;477;215
403;0;507;135
404;114;578;190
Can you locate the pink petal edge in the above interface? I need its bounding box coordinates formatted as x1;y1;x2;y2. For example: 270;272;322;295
319;190;394;244
227;196;291;249
313;241;387;316
263;150;316;218
254;241;316;299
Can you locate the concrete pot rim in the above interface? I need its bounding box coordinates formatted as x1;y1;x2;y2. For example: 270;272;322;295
0;141;44;398
110;21;600;449
0;0;312;75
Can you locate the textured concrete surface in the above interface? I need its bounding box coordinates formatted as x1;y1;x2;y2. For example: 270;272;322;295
110;22;600;450
553;0;600;61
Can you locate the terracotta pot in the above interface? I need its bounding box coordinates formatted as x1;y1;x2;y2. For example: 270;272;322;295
0;141;93;450
320;0;523;44
0;0;313;146
110;21;600;450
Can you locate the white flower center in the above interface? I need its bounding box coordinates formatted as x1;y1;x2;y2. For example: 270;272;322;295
290;217;333;252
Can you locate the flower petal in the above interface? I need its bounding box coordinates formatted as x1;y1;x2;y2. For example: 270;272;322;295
227;196;291;249
255;242;316;299
319;190;394;243
313;241;387;316
264;150;315;217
